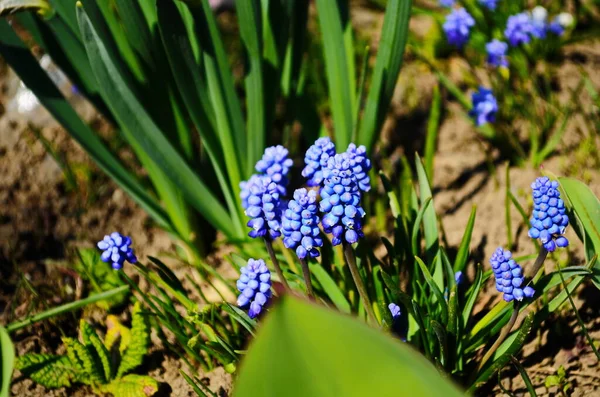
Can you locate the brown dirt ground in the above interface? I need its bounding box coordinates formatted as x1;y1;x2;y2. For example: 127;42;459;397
2;5;600;397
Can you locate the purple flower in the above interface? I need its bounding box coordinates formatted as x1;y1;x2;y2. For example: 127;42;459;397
486;39;508;68
320;153;366;246
478;0;498;11
469;87;498;126
236;258;272;319
97;232;137;270
302;137;336;187
255;145;293;195
245;177;282;239
443;8;476;48
490;248;535;302
528;177;569;252
281;189;323;259
505;12;535;46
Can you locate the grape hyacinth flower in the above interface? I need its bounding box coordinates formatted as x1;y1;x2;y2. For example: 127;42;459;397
97;232;137;270
255;145;293;195
490;248;535;302
236;258;272;319
245;177;282;239
505;12;535;46
320;153;366;246
478;0;498;11
345;143;372;192
528;177;569;252
302;137;336;187
240;174;264;210
443;8;475;48
439;0;455;7
281;189;323;259
486;39;509;68
469;87;498;126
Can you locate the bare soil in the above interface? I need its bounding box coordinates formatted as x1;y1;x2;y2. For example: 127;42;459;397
2;5;600;397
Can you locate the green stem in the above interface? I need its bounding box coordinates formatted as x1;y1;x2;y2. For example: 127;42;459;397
299;258;315;300
343;242;377;325
6;285;129;333
265;238;290;290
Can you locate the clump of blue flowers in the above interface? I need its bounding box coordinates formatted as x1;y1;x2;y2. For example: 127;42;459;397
244;177;282;239
486;39;508;68
469;87;498;126
281;188;323;259
443;8;475;48
490;248;535;302
97;232;137;270
236;258;272;319
320;153;366;246
505;12;535;46
528;177;569;252
255;145;293;195
302;137;336;187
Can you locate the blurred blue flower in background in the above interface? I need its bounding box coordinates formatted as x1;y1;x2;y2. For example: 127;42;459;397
528;177;569;252
236;258;272;319
443;8;475;47
486;39;508;67
490;248;535;302
282;188;323;259
469;87;498;126
97;232;137;270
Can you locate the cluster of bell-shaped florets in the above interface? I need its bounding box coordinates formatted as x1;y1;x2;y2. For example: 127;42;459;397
244;177;282;239
281;188;323;259
528;177;569;252
490;248;535;302
320;153;366;246
302;137;336;187
236;258;272;319
97;232;137;270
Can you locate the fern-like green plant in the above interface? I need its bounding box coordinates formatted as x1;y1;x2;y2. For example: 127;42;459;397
16;302;157;397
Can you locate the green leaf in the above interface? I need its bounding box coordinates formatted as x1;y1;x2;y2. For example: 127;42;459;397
75;5;239;238
0;327;14;397
0;20;172;232
358;0;411;153
102;374;159;397
315;0;355;150
234;297;463;396
117;302;150;378
559;177;600;255
15;354;75;388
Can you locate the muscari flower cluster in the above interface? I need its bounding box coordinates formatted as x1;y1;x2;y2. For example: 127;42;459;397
320;153;366;246
97;232;137;270
281;188;323;259
236;258;272;319
469;87;498;126
490;247;535;302
528;177;569;252
443;8;475;48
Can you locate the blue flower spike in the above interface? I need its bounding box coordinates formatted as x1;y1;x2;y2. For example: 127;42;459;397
443;8;475;48
528;177;569;252
490;248;535;302
320;153;366;246
302;137;336;187
245;177;282;239
255;145;294;195
236;258;272;319
282;188;323;259
97;232;137;270
469;87;498;126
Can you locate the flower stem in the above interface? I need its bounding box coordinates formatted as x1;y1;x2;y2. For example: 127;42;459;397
264;238;290;290
343;242;377;325
478;302;521;371
299;258;315;300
